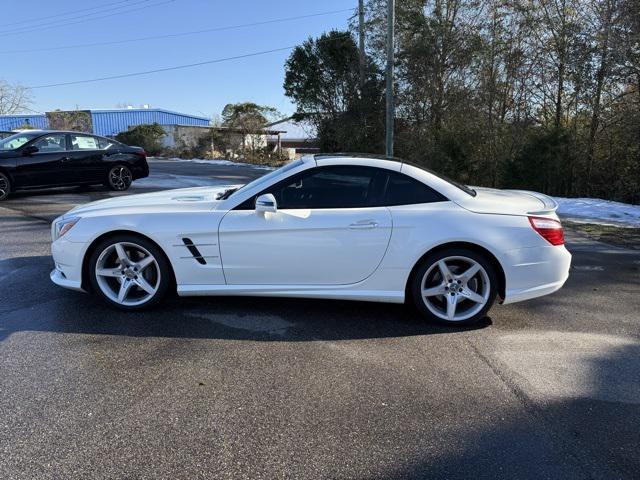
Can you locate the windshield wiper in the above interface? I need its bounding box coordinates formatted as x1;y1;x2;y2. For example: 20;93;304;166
216;187;239;200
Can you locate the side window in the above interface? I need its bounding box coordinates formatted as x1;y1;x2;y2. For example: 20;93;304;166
69;134;99;151
97;136;117;149
32;134;67;153
383;171;446;206
270;166;381;209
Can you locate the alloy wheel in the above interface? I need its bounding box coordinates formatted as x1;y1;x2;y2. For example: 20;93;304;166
420;256;491;322
109;166;132;190
0;174;9;200
95;242;160;306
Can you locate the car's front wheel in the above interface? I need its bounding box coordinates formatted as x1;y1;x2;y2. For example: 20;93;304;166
410;248;498;326
0;172;11;201
88;235;172;310
106;165;133;191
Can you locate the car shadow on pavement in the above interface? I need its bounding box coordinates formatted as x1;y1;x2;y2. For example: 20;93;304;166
376;340;640;480
0;256;491;342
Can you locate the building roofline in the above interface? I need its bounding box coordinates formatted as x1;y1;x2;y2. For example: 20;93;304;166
264;116;295;128
88;108;210;121
0;113;46;117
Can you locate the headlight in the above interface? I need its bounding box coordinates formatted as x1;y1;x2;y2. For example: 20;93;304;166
52;217;80;241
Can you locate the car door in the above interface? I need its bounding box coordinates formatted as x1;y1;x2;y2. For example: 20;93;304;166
16;134;69;187
218;165;393;285
66;134;107;183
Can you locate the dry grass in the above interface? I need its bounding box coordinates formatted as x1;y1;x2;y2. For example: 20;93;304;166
564;221;640;250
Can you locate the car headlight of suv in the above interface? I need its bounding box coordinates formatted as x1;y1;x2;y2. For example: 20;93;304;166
52;217;80;241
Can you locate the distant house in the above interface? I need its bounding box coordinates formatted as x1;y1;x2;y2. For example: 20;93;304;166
265;116;319;158
161;124;286;158
0;107;210;136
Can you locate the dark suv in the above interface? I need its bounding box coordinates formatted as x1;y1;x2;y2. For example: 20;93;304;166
0;130;149;201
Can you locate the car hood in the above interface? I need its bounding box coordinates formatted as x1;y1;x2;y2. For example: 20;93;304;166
455;187;558;216
66;185;243;218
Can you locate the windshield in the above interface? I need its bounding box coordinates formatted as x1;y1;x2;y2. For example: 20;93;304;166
229;159;304;198
0;132;41;151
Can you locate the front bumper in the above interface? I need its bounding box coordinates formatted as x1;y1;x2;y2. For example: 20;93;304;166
50;268;83;291
501;244;571;304
50;237;86;292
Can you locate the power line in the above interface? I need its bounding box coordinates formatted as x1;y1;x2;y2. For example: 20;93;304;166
0;0;173;37
0;0;153;34
29;33;355;90
30;46;296;89
0;0;132;28
0;8;354;55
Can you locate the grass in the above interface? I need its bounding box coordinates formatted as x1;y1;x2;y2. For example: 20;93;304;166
564;221;640;250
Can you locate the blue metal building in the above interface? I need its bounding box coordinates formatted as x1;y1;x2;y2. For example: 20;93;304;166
0;108;210;136
90;108;210;136
0;114;48;131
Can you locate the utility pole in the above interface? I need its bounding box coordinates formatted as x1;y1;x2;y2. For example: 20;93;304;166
385;0;395;158
358;0;365;92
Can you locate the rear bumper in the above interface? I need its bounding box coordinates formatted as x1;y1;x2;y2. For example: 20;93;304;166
132;160;149;179
501;244;571;304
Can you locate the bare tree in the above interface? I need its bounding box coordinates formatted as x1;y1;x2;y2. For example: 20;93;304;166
0;80;33;115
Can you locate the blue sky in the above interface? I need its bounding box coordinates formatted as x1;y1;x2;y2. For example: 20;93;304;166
2;0;354;119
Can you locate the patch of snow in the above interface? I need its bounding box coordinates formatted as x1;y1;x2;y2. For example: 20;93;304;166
554;197;640;227
149;157;275;170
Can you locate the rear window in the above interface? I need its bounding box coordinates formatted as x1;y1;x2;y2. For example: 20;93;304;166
70;135;99;150
97;137;118;149
383;171;446;205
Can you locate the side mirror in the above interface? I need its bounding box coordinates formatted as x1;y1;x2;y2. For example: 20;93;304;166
22;145;39;156
255;193;277;213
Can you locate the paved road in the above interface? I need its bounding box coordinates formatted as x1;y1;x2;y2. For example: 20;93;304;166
1;160;638;479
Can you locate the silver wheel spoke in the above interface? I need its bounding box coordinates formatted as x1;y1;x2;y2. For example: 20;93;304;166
137;256;154;271
117;279;134;302
114;243;131;265
446;294;457;320
134;276;156;295
459;263;481;283
96;267;121;278
458;289;484;304
423;284;446;297
437;260;453;281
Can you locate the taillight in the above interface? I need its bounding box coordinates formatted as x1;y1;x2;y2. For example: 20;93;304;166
136;149;147;160
528;216;564;245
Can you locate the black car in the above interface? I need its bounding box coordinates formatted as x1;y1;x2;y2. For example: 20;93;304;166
0;130;149;201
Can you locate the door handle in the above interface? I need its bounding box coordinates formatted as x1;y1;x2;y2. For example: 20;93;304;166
61;156;71;162
349;220;379;230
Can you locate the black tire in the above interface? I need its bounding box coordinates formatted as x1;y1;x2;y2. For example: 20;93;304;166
409;248;498;326
0;172;11;201
106;164;133;191
88;234;172;311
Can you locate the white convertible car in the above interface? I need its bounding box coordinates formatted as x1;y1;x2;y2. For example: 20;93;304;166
50;154;571;325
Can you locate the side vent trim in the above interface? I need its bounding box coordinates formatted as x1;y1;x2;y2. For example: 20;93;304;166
182;238;206;265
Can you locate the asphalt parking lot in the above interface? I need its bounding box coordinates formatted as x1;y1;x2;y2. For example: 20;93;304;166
1;159;639;479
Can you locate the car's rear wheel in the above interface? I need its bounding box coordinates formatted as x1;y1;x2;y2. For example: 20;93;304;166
410;248;497;326
0;172;11;201
88;235;171;310
106;165;133;191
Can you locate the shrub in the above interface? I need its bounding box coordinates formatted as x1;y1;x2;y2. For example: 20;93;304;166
115;123;165;156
